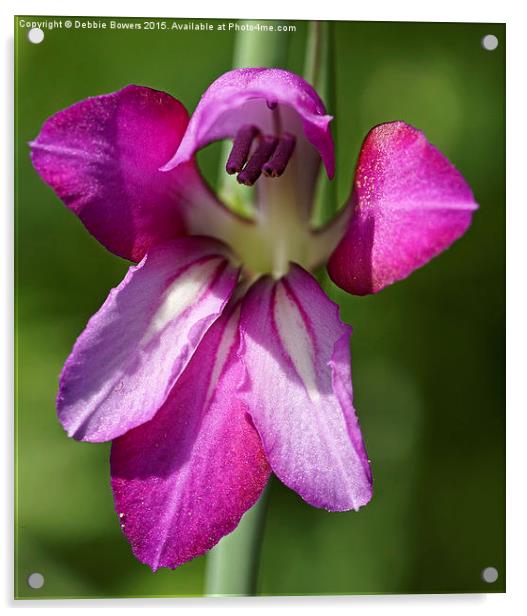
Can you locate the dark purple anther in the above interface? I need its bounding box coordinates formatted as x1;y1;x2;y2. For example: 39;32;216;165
226;125;259;175
262;132;296;178
237;136;278;186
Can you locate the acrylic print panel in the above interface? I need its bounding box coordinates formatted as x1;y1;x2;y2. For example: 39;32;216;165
14;16;505;599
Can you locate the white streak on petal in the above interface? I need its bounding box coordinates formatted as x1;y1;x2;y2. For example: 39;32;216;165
204;305;240;408
143;258;222;344
274;283;320;403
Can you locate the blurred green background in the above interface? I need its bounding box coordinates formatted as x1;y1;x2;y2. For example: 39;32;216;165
15;16;505;598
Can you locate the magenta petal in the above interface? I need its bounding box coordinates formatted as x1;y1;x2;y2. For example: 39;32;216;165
239;265;372;512
111;305;271;571
58;237;239;442
162;68;335;178
328;122;478;295
30;85;218;262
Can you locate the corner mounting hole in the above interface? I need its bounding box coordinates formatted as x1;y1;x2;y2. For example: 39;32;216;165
27;572;45;589
482;34;498;51
28;28;45;44
482;566;498;583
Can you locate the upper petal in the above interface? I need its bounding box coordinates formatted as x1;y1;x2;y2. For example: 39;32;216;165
111;304;271;571
238;264;372;512
327;122;478;295
30;85;219;262
162;68;335;178
58;237;239;442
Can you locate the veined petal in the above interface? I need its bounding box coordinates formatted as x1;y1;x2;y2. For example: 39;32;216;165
328;122;478;295
30;85;221;262
58;237;239;442
162;68;335;178
239;264;372;512
111;304;271;571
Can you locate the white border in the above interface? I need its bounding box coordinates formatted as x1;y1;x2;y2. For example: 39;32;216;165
0;0;513;22
2;0;525;613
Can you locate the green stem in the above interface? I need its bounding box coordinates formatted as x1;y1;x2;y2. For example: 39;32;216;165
231;22;289;68
304;21;324;87
304;21;339;228
205;486;269;596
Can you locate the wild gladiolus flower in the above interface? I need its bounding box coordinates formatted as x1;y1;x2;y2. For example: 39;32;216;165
30;68;477;571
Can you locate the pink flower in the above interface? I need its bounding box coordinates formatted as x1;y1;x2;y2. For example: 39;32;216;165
30;68;477;571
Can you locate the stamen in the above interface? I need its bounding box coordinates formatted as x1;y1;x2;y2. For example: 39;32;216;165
262;133;296;178
237;136;278;186
226;125;259;175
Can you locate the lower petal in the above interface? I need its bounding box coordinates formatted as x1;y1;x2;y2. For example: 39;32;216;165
238;265;372;512
111;305;271;571
58;237;239;442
